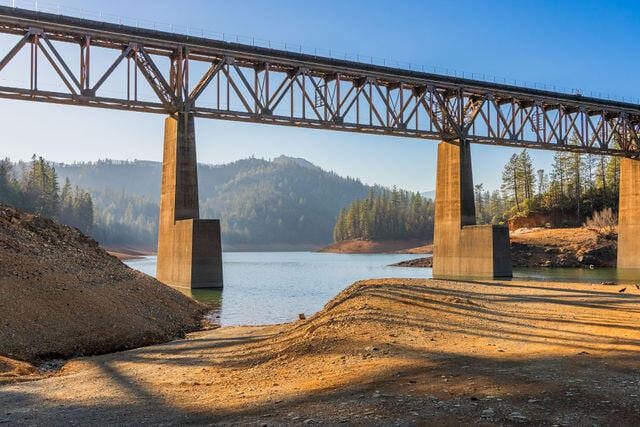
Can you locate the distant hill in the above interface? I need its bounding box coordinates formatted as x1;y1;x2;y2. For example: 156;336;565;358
421;190;435;200
55;157;374;249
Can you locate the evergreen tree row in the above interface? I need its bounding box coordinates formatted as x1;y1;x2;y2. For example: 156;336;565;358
0;156;94;234
333;188;434;242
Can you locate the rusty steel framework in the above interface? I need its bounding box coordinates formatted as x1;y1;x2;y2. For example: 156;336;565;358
0;7;639;157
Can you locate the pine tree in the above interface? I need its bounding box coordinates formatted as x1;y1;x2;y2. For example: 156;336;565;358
566;152;586;219
333;208;346;241
501;154;521;211
536;169;548;196
518;150;536;200
59;177;74;224
23;156;60;217
551;152;567;199
0;158;17;206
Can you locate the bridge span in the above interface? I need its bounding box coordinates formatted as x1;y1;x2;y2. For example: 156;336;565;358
1;6;639;287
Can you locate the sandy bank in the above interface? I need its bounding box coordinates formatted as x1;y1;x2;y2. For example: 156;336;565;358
319;239;432;254
0;204;207;366
2;278;639;424
103;246;156;261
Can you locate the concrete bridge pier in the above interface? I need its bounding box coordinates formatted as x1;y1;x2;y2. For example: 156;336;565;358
156;112;223;289
617;158;640;270
433;140;512;279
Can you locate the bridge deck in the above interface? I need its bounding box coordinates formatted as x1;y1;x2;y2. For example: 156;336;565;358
0;6;638;157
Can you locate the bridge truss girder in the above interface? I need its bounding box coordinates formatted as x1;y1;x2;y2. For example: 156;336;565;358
0;7;639;157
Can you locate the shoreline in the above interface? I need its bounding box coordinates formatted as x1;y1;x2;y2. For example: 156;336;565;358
103;246;156;261
319;239;433;254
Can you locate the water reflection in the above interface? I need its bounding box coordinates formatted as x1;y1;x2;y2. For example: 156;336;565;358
174;288;223;306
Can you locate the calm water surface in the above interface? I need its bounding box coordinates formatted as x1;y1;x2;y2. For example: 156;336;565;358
126;252;430;326
126;252;632;326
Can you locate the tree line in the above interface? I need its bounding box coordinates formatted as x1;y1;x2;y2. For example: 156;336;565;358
482;140;620;225
334;143;623;244
0;156;94;233
333;188;434;241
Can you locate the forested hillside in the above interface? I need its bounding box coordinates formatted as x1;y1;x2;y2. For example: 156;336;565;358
54;155;372;248
0;157;94;234
333;189;434;242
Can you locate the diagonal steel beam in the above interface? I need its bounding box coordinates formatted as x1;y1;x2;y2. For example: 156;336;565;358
267;70;299;112
188;58;225;107
294;74;324;121
135;46;175;106
361;82;386;127
0;31;30;73
39;34;81;91
230;61;265;112
221;64;253;113
36;39;78;95
91;45;132;94
307;74;335;118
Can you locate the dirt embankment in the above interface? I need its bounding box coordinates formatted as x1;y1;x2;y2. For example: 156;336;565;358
0;204;207;373
320;239;432;254
392;227;616;269
510;227;616;268
1;278;638;424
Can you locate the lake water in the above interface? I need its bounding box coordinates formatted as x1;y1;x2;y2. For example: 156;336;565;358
125;252;634;326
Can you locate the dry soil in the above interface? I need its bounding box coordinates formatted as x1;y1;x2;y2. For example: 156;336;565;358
1;278;638;425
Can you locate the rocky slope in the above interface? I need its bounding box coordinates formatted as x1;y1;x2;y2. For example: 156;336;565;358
510;227;616;268
391;228;616;269
0;204;207;365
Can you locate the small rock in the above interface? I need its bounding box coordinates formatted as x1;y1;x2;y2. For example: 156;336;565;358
481;408;495;418
509;411;528;421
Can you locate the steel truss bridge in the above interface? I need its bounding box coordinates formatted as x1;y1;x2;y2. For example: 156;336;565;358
0;6;639;157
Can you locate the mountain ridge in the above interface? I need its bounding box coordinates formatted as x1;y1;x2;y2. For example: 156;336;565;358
54;156;375;247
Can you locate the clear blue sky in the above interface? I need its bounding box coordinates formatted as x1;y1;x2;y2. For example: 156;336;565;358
2;0;639;191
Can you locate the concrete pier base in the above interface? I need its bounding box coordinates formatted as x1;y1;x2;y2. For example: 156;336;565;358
156;112;223;289
617;158;640;270
432;140;512;279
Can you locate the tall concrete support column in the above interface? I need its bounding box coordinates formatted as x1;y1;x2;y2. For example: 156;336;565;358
617;158;640;270
433;140;512;278
156;112;223;289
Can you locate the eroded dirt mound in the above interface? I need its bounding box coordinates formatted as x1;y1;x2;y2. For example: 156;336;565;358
0;204;206;364
0;356;38;383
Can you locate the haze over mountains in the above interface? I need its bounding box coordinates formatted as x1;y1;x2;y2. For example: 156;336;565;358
55;155;413;250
